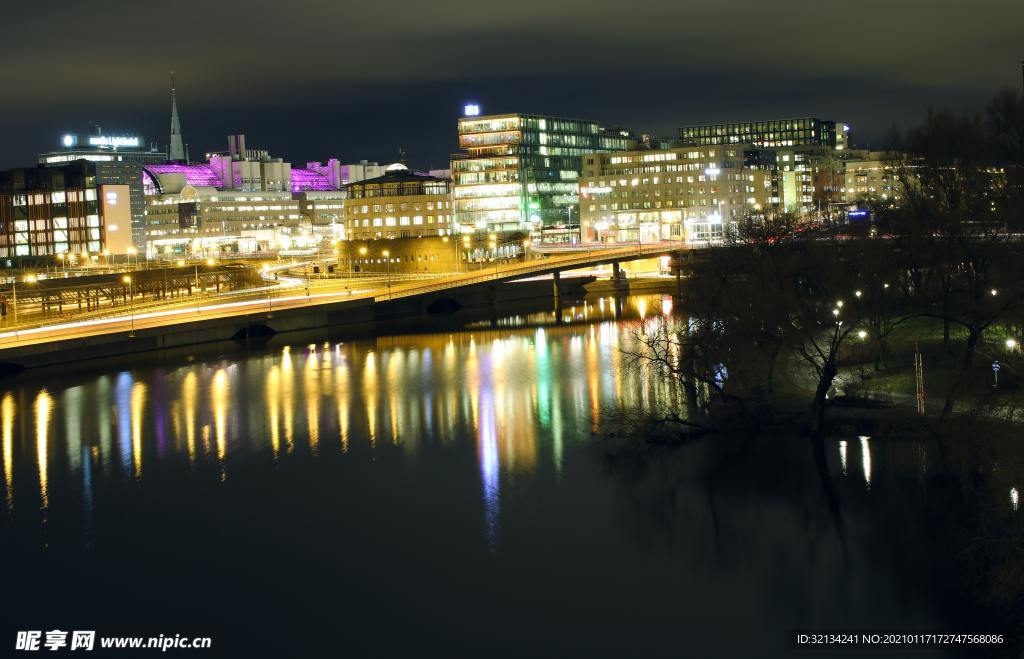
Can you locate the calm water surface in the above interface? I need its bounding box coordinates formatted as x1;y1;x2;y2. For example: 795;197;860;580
0;295;1020;657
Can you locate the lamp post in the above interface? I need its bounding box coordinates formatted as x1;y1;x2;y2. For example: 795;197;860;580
122;275;135;336
462;235;471;272
489;240;498;278
57;252;66;276
382;249;391;299
127;246;137;269
262;264;273;315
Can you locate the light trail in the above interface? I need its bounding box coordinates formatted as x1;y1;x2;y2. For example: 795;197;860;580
0;289;375;342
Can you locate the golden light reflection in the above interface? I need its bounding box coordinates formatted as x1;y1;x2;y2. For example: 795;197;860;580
2;393;14;508
335;347;350;453
363;351;377;446
212;369;228;466
34;389;53;509
183;371;198;464
281;346;295;452
304;350;321;453
131;382;147;479
266;365;281;458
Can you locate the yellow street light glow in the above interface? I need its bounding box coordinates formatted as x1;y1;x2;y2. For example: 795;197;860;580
122;276;131;284
883;283;890;289
358;247;367;255
488;241;497;249
832;308;840;316
836;300;844;308
462;236;471;244
177;260;185;267
991;289;998;296
857;330;867;339
127;247;137;255
57;253;65;261
206;258;215;266
382;250;390;258
261;264;270;272
1007;338;1018;349
488;233;497;241
523;240;531;247
854;290;862;298
25;274;37;283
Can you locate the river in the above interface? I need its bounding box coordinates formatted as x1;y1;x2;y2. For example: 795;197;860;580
0;294;1020;657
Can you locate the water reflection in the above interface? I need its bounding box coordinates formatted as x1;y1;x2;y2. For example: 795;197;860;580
0;295;680;537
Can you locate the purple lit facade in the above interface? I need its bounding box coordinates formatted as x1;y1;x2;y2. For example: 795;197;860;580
290;168;333;192
143;164;222;193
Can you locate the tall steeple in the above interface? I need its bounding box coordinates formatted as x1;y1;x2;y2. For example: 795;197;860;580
169;72;186;162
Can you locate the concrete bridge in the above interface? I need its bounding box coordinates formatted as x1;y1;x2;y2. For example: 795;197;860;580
0;242;691;372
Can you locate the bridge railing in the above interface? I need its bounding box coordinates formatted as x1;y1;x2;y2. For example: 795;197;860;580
376;244;675;301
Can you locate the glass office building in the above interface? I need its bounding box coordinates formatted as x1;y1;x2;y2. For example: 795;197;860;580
452;113;634;241
39;134;168;248
680;118;841;149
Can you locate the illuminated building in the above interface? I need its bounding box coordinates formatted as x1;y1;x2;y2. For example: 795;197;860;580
342;163;453;240
0;161;134;262
336;163;457;274
579;145;769;245
141;135;346;255
39;131;167;249
451;111;634;242
680;118;849;150
842;151;902;204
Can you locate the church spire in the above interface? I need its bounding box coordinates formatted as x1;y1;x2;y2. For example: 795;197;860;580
169;72;186;162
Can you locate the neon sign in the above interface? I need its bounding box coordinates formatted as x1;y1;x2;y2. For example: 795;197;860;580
88;135;140;148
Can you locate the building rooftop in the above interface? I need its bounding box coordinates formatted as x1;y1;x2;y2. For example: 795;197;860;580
290;168;334;193
143;163;221;192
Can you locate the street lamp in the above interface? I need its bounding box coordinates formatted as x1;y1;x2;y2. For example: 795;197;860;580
127;246;137;268
489;240;498;277
382;249;391;298
122;275;135;336
262;264;273;314
57;252;66;276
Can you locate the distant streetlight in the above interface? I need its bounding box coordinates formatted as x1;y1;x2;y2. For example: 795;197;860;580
854;290;862;298
857;330;867;339
127;246;137;268
382;249;392;298
122;275;135;336
1007;338;1018;351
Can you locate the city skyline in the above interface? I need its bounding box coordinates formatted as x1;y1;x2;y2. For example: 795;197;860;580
1;0;1022;169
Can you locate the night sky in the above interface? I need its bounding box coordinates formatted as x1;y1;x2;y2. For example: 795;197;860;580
2;0;1021;170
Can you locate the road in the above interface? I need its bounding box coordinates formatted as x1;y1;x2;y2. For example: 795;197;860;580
0;243;683;351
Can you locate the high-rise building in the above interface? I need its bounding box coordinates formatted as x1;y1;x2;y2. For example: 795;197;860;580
38;131;166;250
0;161;134;262
579;144;769;245
451;111;634;242
680;118;847;150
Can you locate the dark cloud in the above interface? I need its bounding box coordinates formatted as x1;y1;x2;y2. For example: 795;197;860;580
1;0;1021;168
